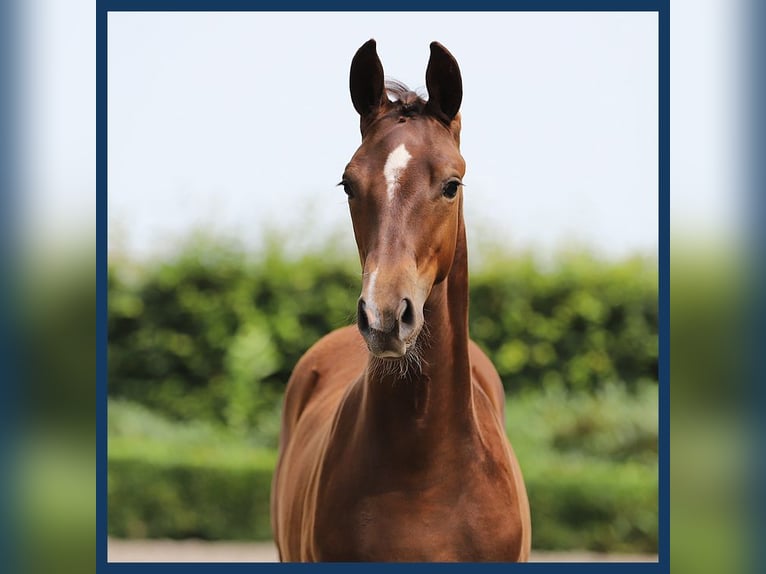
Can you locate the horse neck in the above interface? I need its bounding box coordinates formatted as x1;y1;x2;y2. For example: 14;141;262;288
361;205;474;445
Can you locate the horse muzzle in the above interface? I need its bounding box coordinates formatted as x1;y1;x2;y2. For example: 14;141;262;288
357;297;419;358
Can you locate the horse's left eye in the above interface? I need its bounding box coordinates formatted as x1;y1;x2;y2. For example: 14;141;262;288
442;180;461;199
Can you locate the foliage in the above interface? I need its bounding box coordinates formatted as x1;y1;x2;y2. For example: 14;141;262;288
108;453;275;541
506;380;658;465
109;400;275;540
470;251;657;393
108;238;657;434
109;236;357;434
506;381;658;551
526;458;656;553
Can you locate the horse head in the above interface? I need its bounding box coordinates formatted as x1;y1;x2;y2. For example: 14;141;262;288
342;39;466;361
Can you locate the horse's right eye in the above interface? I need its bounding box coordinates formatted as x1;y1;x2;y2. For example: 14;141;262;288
337;180;355;199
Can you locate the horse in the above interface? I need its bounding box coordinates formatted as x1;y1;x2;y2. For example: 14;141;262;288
270;39;531;562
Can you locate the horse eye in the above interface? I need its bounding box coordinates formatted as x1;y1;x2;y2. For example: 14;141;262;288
337;180;354;199
442;180;461;199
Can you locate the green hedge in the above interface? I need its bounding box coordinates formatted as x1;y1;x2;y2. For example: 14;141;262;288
109;438;275;540
505;382;658;552
108;400;276;539
109;238;657;431
470;253;657;393
526;459;656;552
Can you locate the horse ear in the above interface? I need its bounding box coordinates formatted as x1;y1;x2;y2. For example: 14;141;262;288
350;39;385;120
425;42;463;124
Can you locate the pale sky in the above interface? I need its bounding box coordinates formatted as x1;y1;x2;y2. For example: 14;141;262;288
22;2;750;266
105;11;659;262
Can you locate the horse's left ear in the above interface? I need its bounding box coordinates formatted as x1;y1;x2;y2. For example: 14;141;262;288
425;42;463;125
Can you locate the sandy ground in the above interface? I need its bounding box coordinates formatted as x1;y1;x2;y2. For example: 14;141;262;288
108;538;658;563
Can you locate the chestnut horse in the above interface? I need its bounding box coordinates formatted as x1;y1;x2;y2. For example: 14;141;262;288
270;39;531;562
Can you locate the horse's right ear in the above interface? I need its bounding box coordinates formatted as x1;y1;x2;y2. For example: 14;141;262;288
350;39;385;123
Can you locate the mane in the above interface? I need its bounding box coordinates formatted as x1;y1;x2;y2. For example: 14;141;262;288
384;78;428;118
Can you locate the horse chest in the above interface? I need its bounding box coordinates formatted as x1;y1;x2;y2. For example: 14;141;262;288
312;459;521;562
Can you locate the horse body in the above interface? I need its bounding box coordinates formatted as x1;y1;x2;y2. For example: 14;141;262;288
270;40;530;562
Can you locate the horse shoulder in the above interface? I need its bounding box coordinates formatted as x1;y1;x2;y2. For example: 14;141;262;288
468;340;532;561
273;325;367;560
279;326;364;441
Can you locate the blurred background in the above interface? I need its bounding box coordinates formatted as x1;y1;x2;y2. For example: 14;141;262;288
2;1;762;573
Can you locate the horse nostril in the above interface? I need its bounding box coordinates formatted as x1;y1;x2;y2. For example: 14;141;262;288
357;298;370;334
399;298;415;328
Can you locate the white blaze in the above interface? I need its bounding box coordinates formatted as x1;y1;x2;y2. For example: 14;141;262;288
383;144;412;203
367;267;378;297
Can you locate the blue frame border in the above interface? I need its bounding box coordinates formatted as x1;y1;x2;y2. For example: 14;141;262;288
102;0;662;11
96;0;109;571
96;1;670;572
0;0;20;570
